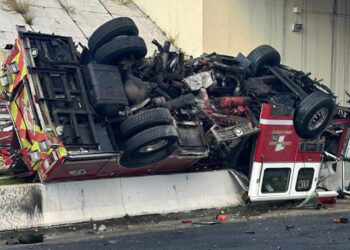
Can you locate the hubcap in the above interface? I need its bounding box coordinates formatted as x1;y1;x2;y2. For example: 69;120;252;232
307;107;329;131
138;139;168;153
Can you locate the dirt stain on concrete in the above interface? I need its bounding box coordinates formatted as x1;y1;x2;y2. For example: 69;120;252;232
18;186;43;217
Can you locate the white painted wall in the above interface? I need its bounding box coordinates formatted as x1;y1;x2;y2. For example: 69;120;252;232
133;0;204;56
202;0;350;105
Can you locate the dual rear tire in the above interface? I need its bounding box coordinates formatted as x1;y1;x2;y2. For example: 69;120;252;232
88;17;147;64
119;108;179;168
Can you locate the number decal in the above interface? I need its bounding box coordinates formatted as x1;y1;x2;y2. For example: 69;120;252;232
297;180;310;189
69;169;87;176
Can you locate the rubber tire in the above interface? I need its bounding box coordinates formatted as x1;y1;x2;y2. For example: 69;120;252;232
119;144;177;168
88;17;139;54
293;91;335;139
120;108;174;139
125;125;178;155
247;45;281;76
94;36;147;64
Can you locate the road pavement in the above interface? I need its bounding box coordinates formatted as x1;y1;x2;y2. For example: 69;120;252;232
4;210;350;250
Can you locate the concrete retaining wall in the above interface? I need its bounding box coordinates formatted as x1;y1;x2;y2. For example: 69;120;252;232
0;170;243;231
0;0;166;56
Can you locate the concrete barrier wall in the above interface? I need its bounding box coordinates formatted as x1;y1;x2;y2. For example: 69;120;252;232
0;170;243;231
0;183;43;230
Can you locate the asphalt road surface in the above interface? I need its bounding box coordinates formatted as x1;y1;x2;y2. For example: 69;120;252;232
5;211;350;250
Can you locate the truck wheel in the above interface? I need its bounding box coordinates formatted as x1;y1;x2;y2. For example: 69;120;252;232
119;144;177;168
94;36;147;64
294;91;335;139
247;45;281;76
120;108;174;139
125;125;178;156
88;17;139;54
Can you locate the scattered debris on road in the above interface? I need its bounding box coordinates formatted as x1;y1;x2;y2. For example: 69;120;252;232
285;225;295;230
333;217;349;224
217;214;228;222
181;220;192;224
18;233;44;244
6;233;44;245
98;224;107;232
245;231;255;234
5;237;19;245
193;221;222;226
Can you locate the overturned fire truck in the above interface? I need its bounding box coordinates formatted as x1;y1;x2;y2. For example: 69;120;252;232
0;17;349;202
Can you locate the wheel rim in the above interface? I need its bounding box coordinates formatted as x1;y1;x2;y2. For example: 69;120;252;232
307;107;329;131
138;139;168;153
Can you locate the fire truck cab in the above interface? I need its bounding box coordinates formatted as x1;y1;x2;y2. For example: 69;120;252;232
247;104;340;201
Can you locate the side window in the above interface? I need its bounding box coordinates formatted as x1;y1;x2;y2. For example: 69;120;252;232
261;168;291;193
296;168;314;192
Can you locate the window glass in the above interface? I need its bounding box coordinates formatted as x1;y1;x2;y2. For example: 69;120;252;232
262;168;291;193
296;168;314;192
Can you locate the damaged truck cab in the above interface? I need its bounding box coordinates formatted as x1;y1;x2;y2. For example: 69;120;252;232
248;104;340;201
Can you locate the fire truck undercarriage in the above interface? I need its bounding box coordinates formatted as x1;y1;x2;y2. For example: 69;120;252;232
0;18;349;202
